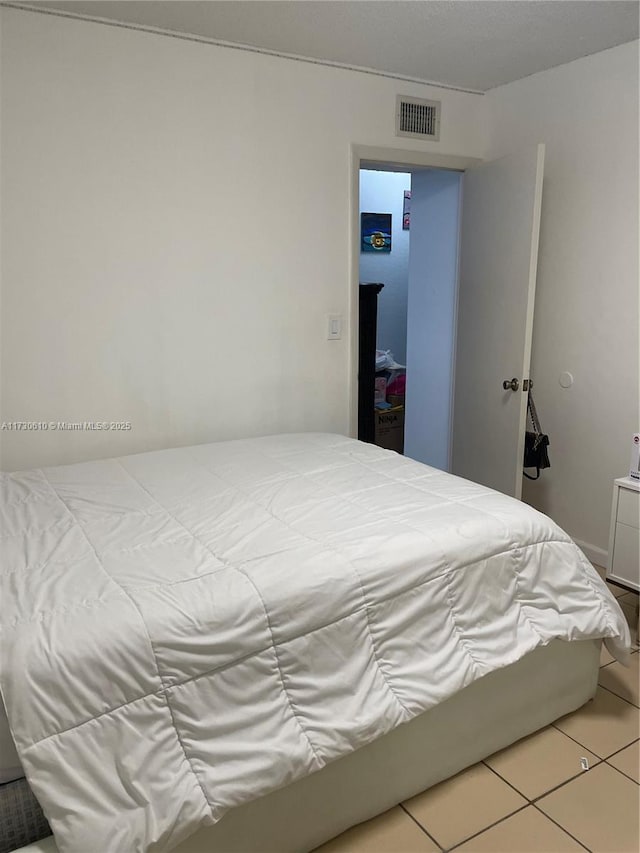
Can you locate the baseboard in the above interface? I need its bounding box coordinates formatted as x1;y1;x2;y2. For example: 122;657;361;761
573;537;608;570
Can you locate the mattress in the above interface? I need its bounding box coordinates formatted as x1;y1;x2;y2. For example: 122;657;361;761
0;433;630;853
13;638;601;853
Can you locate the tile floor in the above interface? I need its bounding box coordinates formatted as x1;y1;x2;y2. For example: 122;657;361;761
315;567;639;853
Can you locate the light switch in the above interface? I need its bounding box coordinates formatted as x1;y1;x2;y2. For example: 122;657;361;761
327;314;342;340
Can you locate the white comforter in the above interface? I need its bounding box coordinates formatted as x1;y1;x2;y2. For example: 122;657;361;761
0;433;629;853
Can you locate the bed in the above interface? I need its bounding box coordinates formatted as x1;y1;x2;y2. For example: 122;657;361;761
0;433;630;853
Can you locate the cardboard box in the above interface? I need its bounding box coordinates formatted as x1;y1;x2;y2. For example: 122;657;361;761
387;394;405;408
630;433;640;481
375;408;405;454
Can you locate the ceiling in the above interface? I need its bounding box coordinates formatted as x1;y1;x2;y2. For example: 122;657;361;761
20;0;640;92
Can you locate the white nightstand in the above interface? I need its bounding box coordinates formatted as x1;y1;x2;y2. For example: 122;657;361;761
606;477;639;592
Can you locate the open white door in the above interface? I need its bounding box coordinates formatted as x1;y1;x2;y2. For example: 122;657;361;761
452;144;545;499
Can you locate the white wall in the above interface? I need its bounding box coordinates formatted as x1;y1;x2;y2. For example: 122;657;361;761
485;41;639;561
404;169;462;471
359;170;411;363
0;7;486;471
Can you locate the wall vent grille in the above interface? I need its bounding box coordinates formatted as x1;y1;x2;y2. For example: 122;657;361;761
396;96;441;141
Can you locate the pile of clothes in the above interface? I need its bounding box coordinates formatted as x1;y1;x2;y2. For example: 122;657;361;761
375;350;406;410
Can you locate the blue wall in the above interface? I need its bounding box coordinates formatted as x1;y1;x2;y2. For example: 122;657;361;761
359;170;411;363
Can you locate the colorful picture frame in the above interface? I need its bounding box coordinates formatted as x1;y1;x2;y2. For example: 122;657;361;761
403;191;411;230
361;212;392;253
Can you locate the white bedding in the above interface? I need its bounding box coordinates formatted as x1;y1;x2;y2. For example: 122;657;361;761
0;433;630;853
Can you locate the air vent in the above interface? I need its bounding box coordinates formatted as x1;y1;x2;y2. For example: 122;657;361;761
396;95;441;141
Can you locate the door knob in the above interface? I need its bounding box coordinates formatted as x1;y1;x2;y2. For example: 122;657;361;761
502;378;519;392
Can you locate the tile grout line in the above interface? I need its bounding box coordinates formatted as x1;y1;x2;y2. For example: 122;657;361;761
529;763;604;804
553;719;640;764
399;803;445;851
481;741;635;850
603;765;640;786
482;760;534;800
550;719;636;759
444;803;530;852
601;736;640;760
400;743;636;853
596;681;640;710
477;753;616;850
482;756;611;806
549;722;591;751
397;655;637;853
603;761;640;786
531;760;639;847
530;802;593;852
602;756;640;787
439;762;531;851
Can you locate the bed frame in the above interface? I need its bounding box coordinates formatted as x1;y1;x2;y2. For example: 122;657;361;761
17;638;600;853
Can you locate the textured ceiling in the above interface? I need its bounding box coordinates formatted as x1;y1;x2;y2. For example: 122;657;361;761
18;1;640;92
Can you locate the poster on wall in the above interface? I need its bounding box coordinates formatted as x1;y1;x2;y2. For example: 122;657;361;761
361;212;392;253
403;191;411;230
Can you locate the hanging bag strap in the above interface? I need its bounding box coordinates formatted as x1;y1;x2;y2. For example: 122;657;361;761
528;390;543;448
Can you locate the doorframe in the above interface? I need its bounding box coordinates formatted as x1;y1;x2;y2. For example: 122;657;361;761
348;144;482;438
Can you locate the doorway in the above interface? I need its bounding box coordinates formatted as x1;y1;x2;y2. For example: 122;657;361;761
359;169;412;457
357;165;463;472
350;143;545;501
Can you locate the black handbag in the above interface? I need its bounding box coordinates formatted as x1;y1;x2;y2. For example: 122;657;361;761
523;389;550;480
